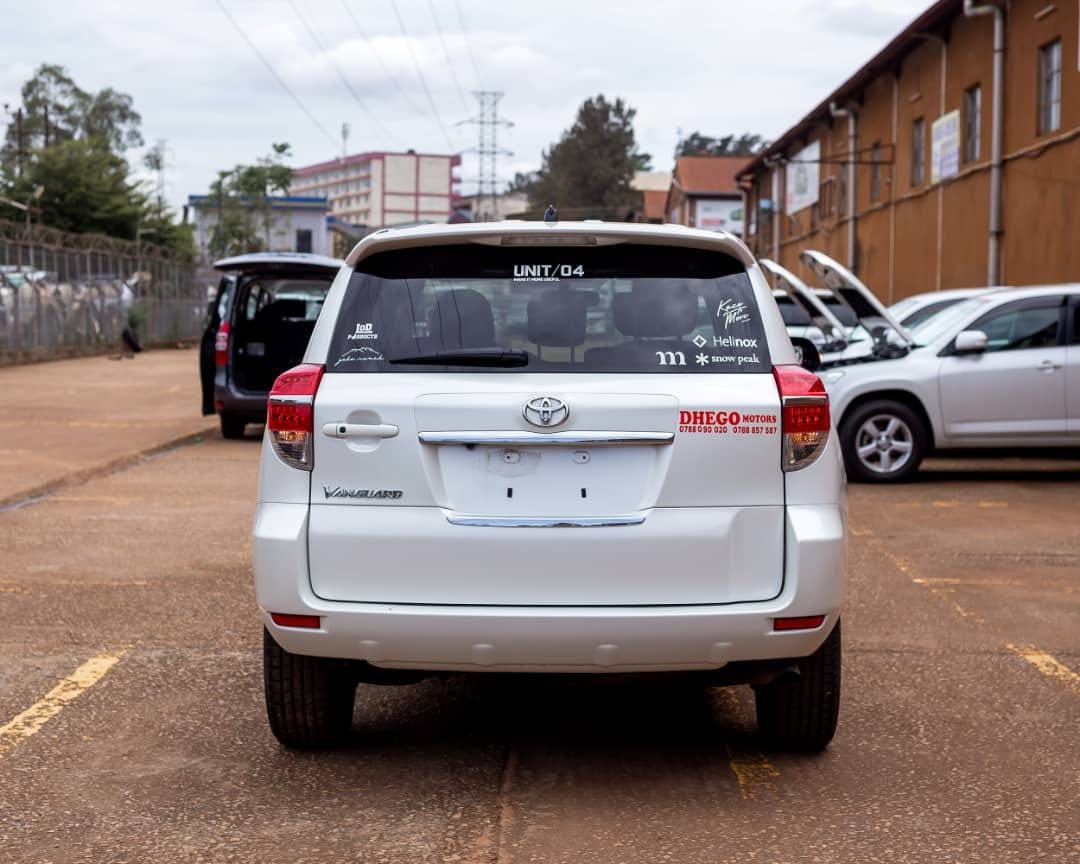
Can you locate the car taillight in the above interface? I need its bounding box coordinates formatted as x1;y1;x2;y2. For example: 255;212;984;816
214;321;230;366
267;363;324;471
773;365;830;472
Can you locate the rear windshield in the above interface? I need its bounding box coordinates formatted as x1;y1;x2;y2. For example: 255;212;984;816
328;243;769;373
776;295;812;326
821;295;859;327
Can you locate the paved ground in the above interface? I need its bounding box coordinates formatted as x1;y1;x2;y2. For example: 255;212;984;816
0;348;215;507
0;409;1077;861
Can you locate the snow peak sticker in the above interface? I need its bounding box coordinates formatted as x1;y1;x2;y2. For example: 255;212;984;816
323;486;403;500
678;410;778;435
715;298;752;328
347;322;379;341
335;347;385;366
693;353;761;367
513;264;585;282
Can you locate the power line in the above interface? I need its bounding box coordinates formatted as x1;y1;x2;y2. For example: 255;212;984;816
286;0;400;146
338;0;426;118
452;0;483;89
386;0;456;152
427;0;470;116
213;0;338;149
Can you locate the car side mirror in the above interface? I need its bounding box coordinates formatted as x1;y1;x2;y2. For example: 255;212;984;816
790;336;822;372
954;329;988;354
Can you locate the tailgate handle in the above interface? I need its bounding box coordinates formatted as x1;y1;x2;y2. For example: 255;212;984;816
322;422;399;440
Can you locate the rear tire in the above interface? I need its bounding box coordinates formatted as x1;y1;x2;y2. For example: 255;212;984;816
839;399;927;483
263;628;356;749
754;620;841;752
219;413;247;439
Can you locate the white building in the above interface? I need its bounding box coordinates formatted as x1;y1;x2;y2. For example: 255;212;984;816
186;195;331;266
290;151;461;229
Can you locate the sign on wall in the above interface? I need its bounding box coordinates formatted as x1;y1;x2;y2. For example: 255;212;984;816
931;110;960;184
695;199;744;236
785;141;820;214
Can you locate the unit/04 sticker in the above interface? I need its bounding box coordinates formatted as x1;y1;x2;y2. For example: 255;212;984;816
678;410;777;435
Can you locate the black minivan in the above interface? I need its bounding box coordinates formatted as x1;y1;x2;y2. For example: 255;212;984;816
200;253;342;438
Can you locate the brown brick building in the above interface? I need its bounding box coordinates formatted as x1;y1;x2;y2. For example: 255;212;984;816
739;0;1079;303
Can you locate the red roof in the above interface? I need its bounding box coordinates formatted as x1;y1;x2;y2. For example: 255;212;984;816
672;156;749;195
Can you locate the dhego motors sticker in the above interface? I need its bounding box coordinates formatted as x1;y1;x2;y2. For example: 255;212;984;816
678;410;778;435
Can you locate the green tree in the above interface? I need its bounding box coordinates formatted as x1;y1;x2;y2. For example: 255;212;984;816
205;143;295;259
675;131;768;158
3;138;142;236
2;64;143;169
526;96;651;219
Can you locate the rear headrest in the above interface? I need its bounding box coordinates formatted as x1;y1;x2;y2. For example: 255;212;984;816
613;282;699;338
429;289;496;348
527;290;592;348
257;298;307;322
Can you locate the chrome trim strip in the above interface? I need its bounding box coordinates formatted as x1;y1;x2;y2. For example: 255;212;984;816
419;431;674;446
781;395;828;407
447;515;646;528
268;395;314;406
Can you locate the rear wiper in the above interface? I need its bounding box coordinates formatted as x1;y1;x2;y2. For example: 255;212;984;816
387;348;529;367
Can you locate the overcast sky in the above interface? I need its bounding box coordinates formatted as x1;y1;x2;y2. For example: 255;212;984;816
2;0;929;209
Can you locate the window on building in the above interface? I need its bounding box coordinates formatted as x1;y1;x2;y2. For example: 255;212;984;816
911;117;925;186
295;229;313;254
870;142;882;202
1038;40;1061;135
838;171;847;217
963;85;981;162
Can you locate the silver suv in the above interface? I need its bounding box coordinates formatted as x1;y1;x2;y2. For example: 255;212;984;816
254;221;846;751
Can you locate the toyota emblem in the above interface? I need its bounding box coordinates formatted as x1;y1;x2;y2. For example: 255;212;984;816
523;396;569;428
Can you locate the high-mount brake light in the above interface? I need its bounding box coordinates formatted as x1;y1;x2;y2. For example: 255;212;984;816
214;321;230;367
772;365;831;471
267;364;324;471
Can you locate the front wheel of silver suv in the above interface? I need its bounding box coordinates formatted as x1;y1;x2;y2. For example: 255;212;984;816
263;628;356;749
839;399;927;483
754;620;841;751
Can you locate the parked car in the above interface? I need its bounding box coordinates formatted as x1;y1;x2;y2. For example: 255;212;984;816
888;287;999;330
823;284;1080;482
254;220;847;751
200;252;342;438
761;258;849;352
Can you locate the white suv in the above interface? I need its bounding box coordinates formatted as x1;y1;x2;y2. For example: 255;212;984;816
254;221;847;751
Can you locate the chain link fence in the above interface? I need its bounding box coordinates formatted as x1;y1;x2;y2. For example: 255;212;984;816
0;218;204;364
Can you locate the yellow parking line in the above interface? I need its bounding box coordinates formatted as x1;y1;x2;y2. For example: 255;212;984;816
0;650;127;758
725;743;780;800
1007;645;1080;697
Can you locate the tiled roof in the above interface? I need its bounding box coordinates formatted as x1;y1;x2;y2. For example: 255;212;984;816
673;156;749;195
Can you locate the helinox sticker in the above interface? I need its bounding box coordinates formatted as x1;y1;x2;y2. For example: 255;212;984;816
715;298;752;328
513;264;585;282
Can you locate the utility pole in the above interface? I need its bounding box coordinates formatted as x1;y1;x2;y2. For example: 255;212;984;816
16;108;25;177
458;91;512;221
154;139;166;211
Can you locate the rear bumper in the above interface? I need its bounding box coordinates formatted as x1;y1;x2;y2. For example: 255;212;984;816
254;503;846;672
214;377;268;419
